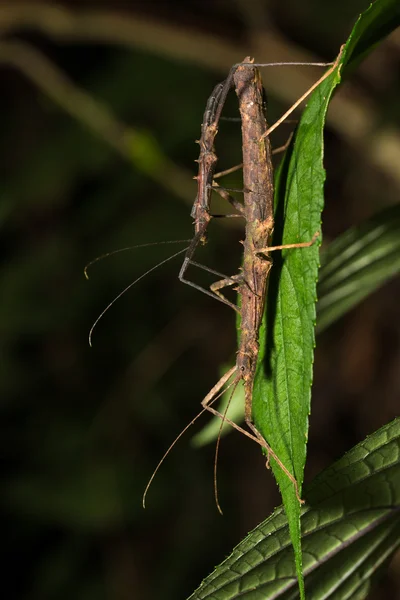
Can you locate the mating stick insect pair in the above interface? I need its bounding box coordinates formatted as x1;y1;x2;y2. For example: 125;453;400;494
87;49;342;512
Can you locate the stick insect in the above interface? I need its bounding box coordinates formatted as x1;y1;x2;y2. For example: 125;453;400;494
87;55;338;342
143;49;343;510
178;54;339;311
202;59;319;507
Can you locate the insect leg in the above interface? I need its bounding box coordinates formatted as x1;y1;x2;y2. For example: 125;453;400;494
211;183;244;214
257;231;319;256
244;414;304;504
210;272;242;305
259;46;344;140
178;229;240;312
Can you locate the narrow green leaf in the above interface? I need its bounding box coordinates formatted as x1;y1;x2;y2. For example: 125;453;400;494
252;47;343;600
339;0;400;70
317;203;400;332
188;418;400;600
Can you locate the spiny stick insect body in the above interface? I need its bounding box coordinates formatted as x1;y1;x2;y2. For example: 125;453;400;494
178;55;338;311
143;50;342;511
202;60;318;509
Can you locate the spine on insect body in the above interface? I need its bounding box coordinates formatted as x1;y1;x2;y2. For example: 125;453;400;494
191;82;225;242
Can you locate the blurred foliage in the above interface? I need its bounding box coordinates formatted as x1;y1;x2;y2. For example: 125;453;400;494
1;2;400;600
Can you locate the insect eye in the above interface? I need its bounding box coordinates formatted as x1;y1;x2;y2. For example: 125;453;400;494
240;365;246;373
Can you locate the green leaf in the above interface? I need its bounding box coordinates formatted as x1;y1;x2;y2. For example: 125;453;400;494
339;0;400;70
252;1;400;597
252;47;341;600
188;418;400;600
317;203;400;332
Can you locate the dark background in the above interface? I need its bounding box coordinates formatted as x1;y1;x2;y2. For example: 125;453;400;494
1;2;399;599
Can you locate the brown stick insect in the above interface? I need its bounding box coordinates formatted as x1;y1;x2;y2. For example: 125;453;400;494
87;56;337;342
178;55;339;308
143;50;342;511
202;60;319;509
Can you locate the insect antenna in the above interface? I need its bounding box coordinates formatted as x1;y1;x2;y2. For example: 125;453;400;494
142;406;207;509
142;367;238;510
213;375;241;515
84;239;191;278
87;243;190;346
